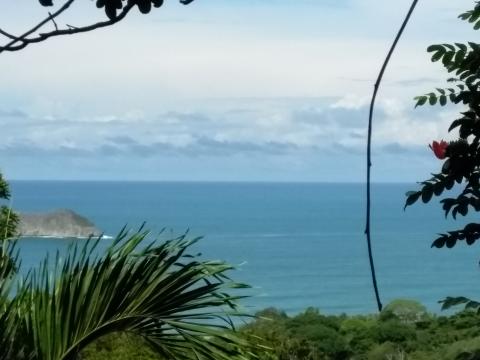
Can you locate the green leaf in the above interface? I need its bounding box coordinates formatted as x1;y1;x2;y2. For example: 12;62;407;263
439;94;447;106
440;296;471;310
414;96;428;107
442;159;451;174
455;43;468;52
469;10;480;23
421;186;434;203
443;44;456;51
445;177;455;190
431;51;444;62
468;42;480;51
442;51;455;66
432;236;446;248
449;117;463;132
427;44;445;53
404;191;421;209
433;182;444;196
454;50;466;64
458;203;469;216
446;236;457;248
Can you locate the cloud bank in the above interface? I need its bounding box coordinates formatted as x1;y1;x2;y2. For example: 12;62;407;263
0;96;461;181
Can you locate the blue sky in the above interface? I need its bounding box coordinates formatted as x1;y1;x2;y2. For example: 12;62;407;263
0;0;477;181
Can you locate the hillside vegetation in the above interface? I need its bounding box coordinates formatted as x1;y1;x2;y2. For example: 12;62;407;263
82;300;480;360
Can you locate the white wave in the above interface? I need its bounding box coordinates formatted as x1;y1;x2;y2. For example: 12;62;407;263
19;234;114;240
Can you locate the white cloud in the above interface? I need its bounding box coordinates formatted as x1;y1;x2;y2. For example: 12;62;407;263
0;95;462;155
0;0;475;181
331;94;370;110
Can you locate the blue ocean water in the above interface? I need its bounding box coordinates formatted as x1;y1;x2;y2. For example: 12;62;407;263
8;181;480;315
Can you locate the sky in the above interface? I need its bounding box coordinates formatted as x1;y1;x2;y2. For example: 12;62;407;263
0;0;477;182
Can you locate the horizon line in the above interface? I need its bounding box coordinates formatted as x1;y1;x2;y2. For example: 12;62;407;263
8;179;417;185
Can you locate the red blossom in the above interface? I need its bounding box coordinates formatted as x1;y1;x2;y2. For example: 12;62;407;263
429;140;448;159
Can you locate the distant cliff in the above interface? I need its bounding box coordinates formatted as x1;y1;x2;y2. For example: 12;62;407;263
18;209;101;238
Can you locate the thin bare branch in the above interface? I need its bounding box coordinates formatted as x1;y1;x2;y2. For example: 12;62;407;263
0;29;17;41
365;0;419;313
0;0;75;53
48;12;59;31
0;2;135;53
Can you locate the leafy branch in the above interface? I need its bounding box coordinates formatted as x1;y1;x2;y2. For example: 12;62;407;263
405;0;480;315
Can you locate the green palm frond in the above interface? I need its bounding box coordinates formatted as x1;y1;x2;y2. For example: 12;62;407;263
21;228;251;360
0;240;32;360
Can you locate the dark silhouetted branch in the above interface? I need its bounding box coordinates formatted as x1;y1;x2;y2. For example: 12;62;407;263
48;12;59;31
0;1;134;53
0;29;18;41
0;0;75;53
365;0;419;313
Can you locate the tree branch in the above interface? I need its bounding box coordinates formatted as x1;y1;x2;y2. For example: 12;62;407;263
0;0;76;53
0;29;18;41
0;1;135;53
365;0;419;313
48;12;59;31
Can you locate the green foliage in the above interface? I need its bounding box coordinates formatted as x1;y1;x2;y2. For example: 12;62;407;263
81;333;163;360
374;319;416;345
367;342;404;360
0;172;19;240
440;297;480;312
442;337;480;360
242;302;480;360
40;301;480;359
405;2;480;252
380;299;429;324
459;1;480;29
404;3;480;332
0;229;251;360
0;174;11;200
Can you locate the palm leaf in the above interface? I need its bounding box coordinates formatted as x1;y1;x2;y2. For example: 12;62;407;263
0;240;33;360
20;228;251;360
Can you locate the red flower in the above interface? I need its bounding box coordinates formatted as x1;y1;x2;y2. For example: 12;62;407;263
429;140;448;159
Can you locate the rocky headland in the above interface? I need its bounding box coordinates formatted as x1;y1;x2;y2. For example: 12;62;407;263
18;209;101;238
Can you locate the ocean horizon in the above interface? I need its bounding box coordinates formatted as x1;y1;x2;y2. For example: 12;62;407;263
7;180;480;315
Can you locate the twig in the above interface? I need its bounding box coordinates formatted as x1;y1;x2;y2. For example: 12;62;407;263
365;0;419;313
48;12;59;31
0;28;18;40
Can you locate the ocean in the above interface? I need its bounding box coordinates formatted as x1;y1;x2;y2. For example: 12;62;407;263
8;181;480;315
